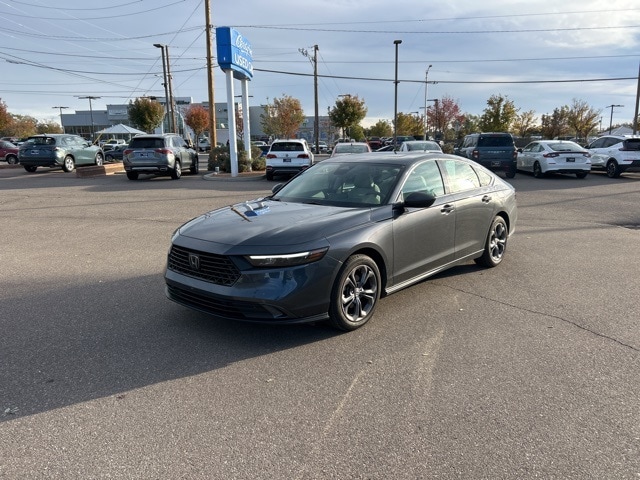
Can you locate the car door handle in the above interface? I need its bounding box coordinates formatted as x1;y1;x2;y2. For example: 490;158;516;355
482;195;492;203
441;204;454;214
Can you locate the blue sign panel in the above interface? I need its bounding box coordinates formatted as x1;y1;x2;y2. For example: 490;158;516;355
216;27;253;80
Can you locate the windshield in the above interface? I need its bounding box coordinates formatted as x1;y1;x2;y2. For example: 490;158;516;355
334;144;369;154
548;142;585;152
272;161;404;207
405;142;441;151
478;135;513;147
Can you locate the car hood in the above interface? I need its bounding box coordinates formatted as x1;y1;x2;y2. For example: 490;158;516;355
178;199;373;247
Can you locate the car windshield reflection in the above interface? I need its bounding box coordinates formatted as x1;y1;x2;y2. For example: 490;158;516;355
272;161;404;207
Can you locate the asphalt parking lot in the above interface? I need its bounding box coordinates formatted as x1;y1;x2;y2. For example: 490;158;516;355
1;164;639;479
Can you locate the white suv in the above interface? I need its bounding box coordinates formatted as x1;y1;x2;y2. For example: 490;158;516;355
265;139;314;181
587;135;640;178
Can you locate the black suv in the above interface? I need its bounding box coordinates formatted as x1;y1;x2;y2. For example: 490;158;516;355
123;134;198;180
456;132;517;178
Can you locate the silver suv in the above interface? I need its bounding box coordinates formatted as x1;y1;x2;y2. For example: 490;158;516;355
265;139;314;181
123;134;198;180
586;135;640;178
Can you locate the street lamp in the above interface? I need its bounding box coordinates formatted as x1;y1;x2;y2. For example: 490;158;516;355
77;96;100;141
423;64;432;140
607;104;624;134
393;40;402;147
52;106;68;133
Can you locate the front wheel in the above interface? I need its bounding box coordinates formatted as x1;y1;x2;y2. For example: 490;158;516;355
95;153;104;166
126;172;139;180
170;161;182;179
474;216;509;268
62;155;75;172
24;165;37;172
6;155;18;164
606;159;621;178
328;254;381;331
105;154;114;162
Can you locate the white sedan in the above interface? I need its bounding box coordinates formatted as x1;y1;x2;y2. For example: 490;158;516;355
398;140;442;152
517;140;591;178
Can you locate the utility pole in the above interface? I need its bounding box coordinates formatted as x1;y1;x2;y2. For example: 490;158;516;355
299;45;319;154
393;40;402;148
634;62;640;135
77;96;100;141
423;65;431;140
607;104;624;134
153;44;170;133
164;46;177;133
52;106;68;133
204;0;217;146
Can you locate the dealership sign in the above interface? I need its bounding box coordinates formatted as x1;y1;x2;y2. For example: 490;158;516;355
216;27;253;80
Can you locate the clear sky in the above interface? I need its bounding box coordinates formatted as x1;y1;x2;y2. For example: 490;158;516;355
1;0;639;129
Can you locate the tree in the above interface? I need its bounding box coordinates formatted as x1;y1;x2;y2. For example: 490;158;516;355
366;120;393;138
7;114;38;138
0;98;11;135
512;110;537;137
395;112;422;136
329;95;367;139
540;106;570;139
427;95;464;140
567;98;600;140
260;94;305;139
184;105;209;140
128;97;165;133
36;120;63;134
478;94;518;132
459;114;481;137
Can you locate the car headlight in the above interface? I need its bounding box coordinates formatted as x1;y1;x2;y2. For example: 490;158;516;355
245;247;328;267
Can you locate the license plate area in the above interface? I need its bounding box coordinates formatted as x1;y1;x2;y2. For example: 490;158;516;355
491;161;501;167
283;158;291;162
566;157;575;162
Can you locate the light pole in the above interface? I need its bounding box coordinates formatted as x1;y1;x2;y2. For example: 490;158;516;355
393;40;402;147
52;106;68;133
607;104;624;134
153;44;171;133
423;64;432;140
77;96;100;141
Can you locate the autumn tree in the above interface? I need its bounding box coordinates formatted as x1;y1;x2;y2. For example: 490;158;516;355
184;105;209;141
479;94;518;132
366;120;393;138
7;114;38;138
427;95;464;140
128;97;165;133
396;112;423;136
459;114;481;137
0;98;12;135
512;110;537;137
540;106;570;139
260;94;305;139
567;98;600;140
36;120;63;134
329;95;367;139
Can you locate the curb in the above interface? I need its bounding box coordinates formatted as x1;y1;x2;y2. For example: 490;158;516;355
202;172;266;181
76;163;125;177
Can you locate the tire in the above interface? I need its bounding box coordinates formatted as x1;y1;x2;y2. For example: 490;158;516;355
576;171;588;179
474;216;509;268
328;254;381;331
62;155;75;173
95;153;104;166
6;154;18;165
170;161;182;179
190;158;199;175
105;154;114;162
606;159;621;178
24;165;37;172
505;167;516;179
266;171;274;181
126;172;139;180
533;161;544;178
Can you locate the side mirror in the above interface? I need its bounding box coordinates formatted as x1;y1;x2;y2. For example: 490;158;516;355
271;183;284;194
517;148;523;153
400;191;437;209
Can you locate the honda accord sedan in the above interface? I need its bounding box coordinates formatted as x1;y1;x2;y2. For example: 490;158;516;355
165;153;517;331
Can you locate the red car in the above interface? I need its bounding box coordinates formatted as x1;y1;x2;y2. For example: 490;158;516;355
0;140;19;164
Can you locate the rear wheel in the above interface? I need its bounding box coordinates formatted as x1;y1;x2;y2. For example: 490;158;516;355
170;161;182;179
105;154;114;162
576;171;588;179
190;158;199;174
6;154;18;164
126;172;139;180
606;159;621;178
328;254;381;331
24;165;37;172
62;155;75;172
533;161;544;178
266;171;274;181
505;166;516;178
474;216;509;268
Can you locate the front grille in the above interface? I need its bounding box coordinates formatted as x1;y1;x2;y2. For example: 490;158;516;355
167;245;241;286
166;285;280;320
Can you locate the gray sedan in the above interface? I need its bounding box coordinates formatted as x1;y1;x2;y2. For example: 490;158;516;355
165;153;517;330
